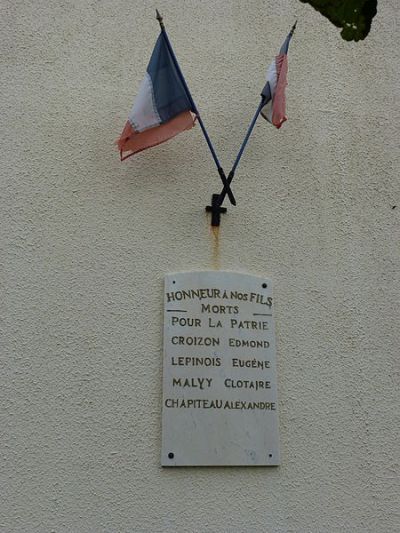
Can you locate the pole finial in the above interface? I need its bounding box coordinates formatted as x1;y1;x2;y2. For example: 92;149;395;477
156;9;165;30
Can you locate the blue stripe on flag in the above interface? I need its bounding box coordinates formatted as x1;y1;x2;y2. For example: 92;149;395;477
279;32;293;55
147;34;193;123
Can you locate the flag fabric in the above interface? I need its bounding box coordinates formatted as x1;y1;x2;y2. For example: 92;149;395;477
117;33;196;160
260;26;295;129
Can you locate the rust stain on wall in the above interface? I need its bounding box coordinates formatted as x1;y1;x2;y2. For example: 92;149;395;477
210;226;220;270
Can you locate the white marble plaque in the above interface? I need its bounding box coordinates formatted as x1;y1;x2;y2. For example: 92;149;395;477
161;271;280;466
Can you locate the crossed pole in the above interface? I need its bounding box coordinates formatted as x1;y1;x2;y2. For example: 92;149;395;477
157;11;295;227
205;95;268;225
211;97;266;224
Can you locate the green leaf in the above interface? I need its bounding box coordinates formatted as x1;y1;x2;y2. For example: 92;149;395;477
300;0;377;41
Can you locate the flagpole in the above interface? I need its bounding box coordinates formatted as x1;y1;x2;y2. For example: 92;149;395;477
217;21;297;208
218;20;297;207
156;10;236;207
217;97;265;206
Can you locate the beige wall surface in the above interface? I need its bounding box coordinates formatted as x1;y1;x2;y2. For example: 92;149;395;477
2;1;400;532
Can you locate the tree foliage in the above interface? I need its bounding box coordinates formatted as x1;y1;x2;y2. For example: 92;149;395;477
300;0;377;41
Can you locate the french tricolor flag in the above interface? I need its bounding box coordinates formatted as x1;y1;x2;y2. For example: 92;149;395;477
260;23;296;129
118;33;196;161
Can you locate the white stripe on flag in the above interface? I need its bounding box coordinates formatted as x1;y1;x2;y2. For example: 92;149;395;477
128;72;161;132
261;57;278;124
266;59;278;97
261;98;273;122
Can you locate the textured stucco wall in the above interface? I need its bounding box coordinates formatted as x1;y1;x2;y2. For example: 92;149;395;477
1;1;400;532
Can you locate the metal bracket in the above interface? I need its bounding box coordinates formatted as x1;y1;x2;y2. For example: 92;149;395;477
206;194;227;227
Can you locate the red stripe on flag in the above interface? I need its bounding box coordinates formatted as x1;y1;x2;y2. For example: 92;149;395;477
117;111;196;161
272;54;288;129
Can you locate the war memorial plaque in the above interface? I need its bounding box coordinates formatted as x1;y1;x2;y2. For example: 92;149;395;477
161;271;280;466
